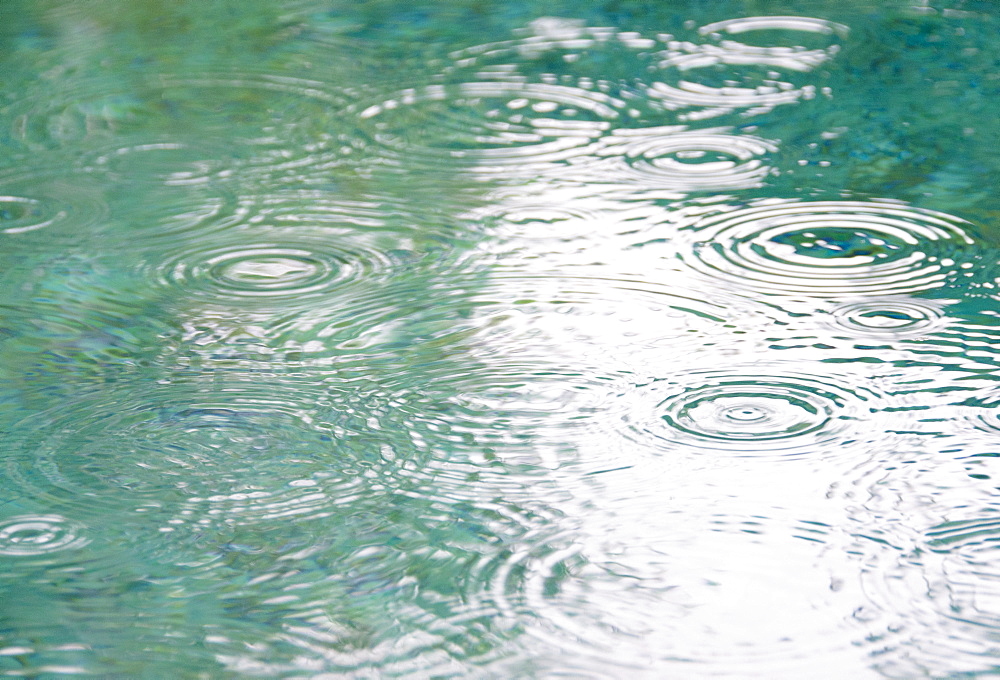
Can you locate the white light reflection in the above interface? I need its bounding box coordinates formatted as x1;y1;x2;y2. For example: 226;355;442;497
444;13;983;676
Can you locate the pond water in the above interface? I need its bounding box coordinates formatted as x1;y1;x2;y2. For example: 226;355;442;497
2;0;1000;677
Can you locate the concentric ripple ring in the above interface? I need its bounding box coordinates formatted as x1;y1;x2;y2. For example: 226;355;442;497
612;367;883;459
672;199;976;297
0;514;89;555
827;298;948;338
149;239;391;305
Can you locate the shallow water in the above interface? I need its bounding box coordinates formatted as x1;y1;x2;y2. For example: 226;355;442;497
2;0;1000;677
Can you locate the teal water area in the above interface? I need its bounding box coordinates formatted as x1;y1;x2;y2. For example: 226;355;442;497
3;0;1000;677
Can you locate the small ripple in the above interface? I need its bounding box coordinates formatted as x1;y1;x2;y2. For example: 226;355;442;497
0;168;108;246
590;127;778;191
156;245;353;300
666;199;977;298
0;515;89;556
825;298;949;339
0;195;62;235
699;17;850;38
605;364;884;459
142;192;429;308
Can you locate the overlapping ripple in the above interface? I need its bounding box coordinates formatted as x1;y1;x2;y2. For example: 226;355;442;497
2;384;334;518
650;16;847;121
345;15;838;181
857;512;1000;678
604;364;884;459
349;80;622;170
664;199;978;298
167;482;582;677
5;70;344;152
552;514;871;678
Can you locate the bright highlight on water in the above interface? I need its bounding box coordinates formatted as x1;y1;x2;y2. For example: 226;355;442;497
2;1;1000;677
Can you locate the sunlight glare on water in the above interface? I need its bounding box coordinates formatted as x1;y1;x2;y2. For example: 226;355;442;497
2;0;1000;677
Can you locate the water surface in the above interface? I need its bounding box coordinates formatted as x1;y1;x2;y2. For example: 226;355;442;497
2;0;1000;677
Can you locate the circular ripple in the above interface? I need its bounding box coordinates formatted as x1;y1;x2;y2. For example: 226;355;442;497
190;247;337;298
827;298;948;338
0;515;89;556
140;189;452;309
0;168;108;246
593;127;778;191
670;199;977;298
609;366;883;458
0;195;58;234
663;384;830;442
148;235;396;307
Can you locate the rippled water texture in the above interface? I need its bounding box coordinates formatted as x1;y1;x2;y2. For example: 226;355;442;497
4;1;1000;678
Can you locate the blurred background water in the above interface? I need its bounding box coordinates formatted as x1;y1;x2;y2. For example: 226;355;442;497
2;0;1000;677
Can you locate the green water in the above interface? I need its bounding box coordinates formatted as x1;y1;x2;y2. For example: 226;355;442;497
3;0;1000;677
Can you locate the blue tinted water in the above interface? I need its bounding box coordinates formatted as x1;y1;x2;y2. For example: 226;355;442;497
2;0;1000;677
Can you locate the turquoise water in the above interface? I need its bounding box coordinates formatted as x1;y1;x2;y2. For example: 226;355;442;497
3;0;1000;677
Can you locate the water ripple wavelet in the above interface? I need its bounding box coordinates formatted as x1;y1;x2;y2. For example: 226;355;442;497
825;297;950;339
87;140;236;187
663;199;978;298
0;514;90;556
588;127;778;191
600;364;885;460
0;168;108;246
576;517;867;677
142;203;428;310
438;272;746;431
